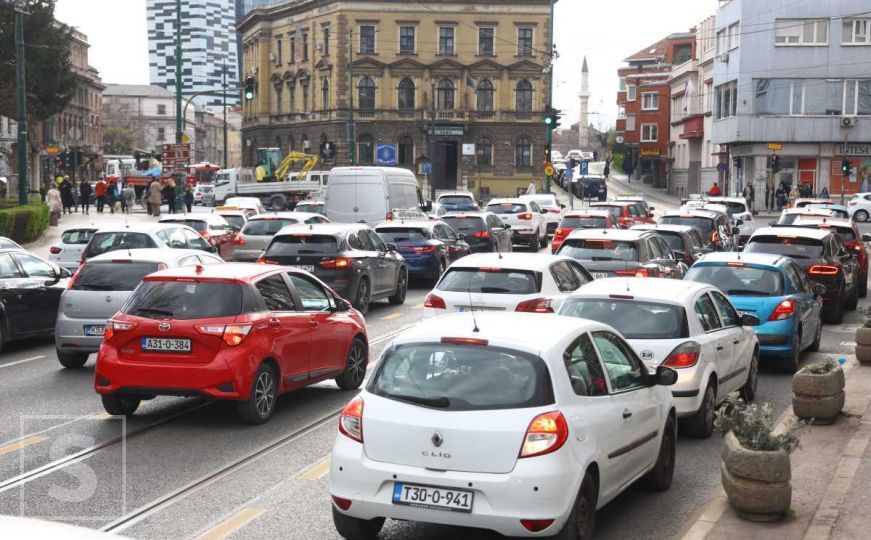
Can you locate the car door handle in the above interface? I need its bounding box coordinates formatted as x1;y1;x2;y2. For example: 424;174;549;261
622;409;632;419
716;345;724;351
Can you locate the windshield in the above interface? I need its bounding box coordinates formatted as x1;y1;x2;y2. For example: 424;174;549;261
123;281;243;320
560;216;608;229
242;218;298;236
442;216;485;233
369;343;553;411
163;219;206;232
437;268;541;294
658;232;685;251
659;216;714;232
265;235;338;256
560;299;688;340
376;227;428;243
686;265;784;296
557;239;638;262
486;203;527;214
745;236;824;259
73;261;160;292
85;232;157;258
388;183;421;211
62;229;95;245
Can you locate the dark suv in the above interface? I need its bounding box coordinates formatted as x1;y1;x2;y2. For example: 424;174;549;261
659;210;737;252
555;229;688;279
440;212;513;254
259;223;407;314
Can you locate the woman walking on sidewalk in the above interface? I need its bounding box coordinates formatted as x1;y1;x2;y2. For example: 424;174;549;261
46;184;62;226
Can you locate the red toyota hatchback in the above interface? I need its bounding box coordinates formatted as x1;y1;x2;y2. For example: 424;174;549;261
95;263;368;424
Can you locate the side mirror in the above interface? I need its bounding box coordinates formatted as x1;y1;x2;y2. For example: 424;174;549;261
654;366;678;386
735;219;744;226
732;227;741;236
740;313;761;326
59;267;73;278
769;221;776;226
386;243;398;252
540;208;549;214
421;201;433;212
503;223;511;229
458;233;468;241
649;206;655;211
232;225;241;233
208;246;219;254
673;250;686;262
862;233;871;243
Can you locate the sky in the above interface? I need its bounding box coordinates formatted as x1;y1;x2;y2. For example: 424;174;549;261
54;0;721;129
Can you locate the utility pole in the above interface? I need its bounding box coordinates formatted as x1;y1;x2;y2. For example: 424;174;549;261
223;61;228;168
14;2;29;205
544;0;555;194
174;0;183;144
347;28;356;165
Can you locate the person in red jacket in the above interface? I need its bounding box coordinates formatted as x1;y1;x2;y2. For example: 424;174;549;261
708;182;722;197
95;177;107;213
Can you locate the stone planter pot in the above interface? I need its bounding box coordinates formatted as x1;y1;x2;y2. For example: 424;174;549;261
855;327;871;365
721;432;791;522
792;367;845;424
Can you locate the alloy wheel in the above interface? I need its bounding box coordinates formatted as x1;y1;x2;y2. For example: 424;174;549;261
254;371;275;418
346;342;366;386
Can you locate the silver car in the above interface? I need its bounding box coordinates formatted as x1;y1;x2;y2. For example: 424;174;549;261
233;212;329;261
54;248;224;368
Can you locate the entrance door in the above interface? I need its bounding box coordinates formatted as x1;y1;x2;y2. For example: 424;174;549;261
798;158;817;193
436;140;458;190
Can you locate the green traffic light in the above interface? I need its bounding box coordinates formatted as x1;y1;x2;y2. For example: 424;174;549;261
544;116;553;125
245;89;254;101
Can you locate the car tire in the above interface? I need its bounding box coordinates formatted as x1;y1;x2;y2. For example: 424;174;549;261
808;315;823;352
740;351;759;402
553;472;597;540
332;506;384;540
388;269;407;305
530;233;541;252
823;286;845;324
335;338;367;390
643;415;676;491
238;363;278;425
353;278;371;315
684;382;715;439
846;278;859;310
57;349;89;369
781;326;801;374
860;271;868;298
101;394;141;416
855;209;870;223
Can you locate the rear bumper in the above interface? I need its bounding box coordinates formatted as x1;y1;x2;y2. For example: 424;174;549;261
754;319;798;355
400;254;441;278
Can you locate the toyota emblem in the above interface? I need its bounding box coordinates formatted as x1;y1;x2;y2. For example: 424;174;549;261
158;322;171;332
431;432;444;447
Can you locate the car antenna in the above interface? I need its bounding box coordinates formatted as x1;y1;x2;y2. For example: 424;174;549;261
467;269;480;333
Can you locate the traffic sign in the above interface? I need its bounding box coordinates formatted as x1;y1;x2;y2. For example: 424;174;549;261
767;143;783;151
544;165;555;177
376;144;397;166
420;161;432;175
163;143;191;174
717;162;727;173
580;161;589;175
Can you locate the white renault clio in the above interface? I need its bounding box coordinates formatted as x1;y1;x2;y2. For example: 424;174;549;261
330;312;678;539
559;278;759;439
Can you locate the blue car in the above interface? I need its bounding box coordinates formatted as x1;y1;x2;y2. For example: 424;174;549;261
375;221;470;284
685;252;823;373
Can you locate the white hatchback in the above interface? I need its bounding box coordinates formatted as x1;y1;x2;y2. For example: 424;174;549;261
330;312;678;539
48;227;98;271
484;198;549;251
520;193;565;236
422;252;593;318
847;193;871;222
559;278;759;438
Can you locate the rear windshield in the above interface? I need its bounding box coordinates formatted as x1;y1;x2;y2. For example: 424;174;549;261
62;229;95;245
486;203;526;214
265;235;338;256
687;265;784;296
745;235;824;259
442;216;485;232
163;219;206;232
558;239;639;262
660;216;714;232
295;203;324;213
376;227;427;243
590;205;621;218
717;201;746;214
437;268;541;294
368;343;554;411
123;281;243;320
73;261;160;292
222;215;246;229
439;196;476;207
242;218;299;236
526;196;558;208
86;232;157;258
559;299;689;340
794;224;854;242
560;216;608;229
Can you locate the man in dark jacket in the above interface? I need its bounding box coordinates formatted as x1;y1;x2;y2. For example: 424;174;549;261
79;179;92;215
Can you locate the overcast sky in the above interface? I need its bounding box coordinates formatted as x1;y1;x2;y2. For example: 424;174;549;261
55;0;720;129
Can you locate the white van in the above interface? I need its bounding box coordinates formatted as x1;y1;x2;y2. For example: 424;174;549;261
324;167;428;224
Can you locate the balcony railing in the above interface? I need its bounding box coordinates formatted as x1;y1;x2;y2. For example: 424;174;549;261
264;108;545;124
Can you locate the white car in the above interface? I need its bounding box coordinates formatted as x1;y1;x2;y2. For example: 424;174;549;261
193;183;212;205
293;200;325;214
550;150;563;161
847;193;871;222
776;207;836;225
559;278;759;438
81;223;217;263
519;193;565;236
566;149;583;161
707;196;755;240
223;196;266;214
484;198;548;251
48;227;98;271
423;252;592;318
330;312;678;539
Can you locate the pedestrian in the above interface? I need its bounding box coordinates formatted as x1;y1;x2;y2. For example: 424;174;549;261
708;182;722;197
46;183;62;226
603;160;611;180
38;183;47;203
788;183;799;207
742;181;755;211
765;184;772;210
95;176;107;213
122;183;136;215
526;180;536;195
59;177;74;214
79;178;92;215
148;179;163;217
106;180;117;214
183;185;194;213
821;187;830;200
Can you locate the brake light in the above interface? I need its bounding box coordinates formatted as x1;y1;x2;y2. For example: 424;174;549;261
472;230;490;239
332;496;352;511
519;411;568;458
195;324;253;346
518;212;533;220
386;212;394;221
410;246;436;254
808;264;839;276
515;297;554;313
257;256;278;265
50;246;62;254
549;209;561;214
441;337;489;346
424;293;446;309
663;341;700;368
338;396;364;443
769;300;795;321
319;257;352;269
104;320;137;342
554;227;570;239
234;235;245;246
521;519;555;533
615;268;650;277
66;266;83;290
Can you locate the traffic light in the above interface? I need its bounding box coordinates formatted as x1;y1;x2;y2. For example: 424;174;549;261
543;108;560;131
842;159;853;176
244;76;255;101
771;154;781;173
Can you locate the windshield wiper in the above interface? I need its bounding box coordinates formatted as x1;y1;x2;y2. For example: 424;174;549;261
389;394;450;408
480;287;511;293
132;307;174;318
78;284;115;291
295;249;320;254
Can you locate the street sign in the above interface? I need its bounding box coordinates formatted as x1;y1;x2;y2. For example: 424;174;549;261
430;126;464;137
544;165;555;177
717;162;728;173
462;143;476;156
580;161;589;175
319;141;337;160
420;161;432;175
767;143;783;151
45;146;61;155
616;136;625;144
376;144;397;166
163;143;191;174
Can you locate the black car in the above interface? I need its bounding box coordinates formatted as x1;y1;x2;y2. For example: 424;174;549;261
374;221;470;284
0;248;71;352
631;224;711;265
744;226;859;324
572;174;608;201
555;229;688;279
260;223;407;315
441;212;513;254
659;210;738;252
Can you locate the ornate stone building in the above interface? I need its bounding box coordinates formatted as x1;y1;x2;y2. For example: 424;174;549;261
238;0;554;197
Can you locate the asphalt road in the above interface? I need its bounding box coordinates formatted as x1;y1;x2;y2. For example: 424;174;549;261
0;198;867;539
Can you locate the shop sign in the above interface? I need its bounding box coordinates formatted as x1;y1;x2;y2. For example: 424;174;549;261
640;147;660;157
767;143;783;151
836;144;871;157
430;126;464;137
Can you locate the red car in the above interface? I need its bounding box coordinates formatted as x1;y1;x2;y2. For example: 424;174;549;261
551;210;618;253
95;263;368;424
793;216;868;297
590;201;654;228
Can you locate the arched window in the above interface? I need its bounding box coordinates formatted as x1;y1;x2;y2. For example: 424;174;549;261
476;80;494;114
358;134;374;164
301;82;309;112
274;84;283;114
476;138;492;166
515;137;531;168
398;136;414;168
321;78;329;111
358;77;376;110
398;78;415;111
288;81;296;113
516;79;533;113
437;79;455;110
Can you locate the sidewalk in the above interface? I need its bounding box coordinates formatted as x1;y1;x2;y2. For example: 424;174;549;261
677;357;871;540
25;204;156;257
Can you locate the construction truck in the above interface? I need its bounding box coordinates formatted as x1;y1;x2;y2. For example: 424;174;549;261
253;148;320;182
213;148;324;210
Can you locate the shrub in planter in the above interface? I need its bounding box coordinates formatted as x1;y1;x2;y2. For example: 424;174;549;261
0;202;49;243
716;393;801;522
856;307;871;365
792;360;845;424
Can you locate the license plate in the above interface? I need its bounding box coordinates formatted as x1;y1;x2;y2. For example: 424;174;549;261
392;483;474;513
141;337;191;352
457;306;503;312
84;325;105;336
592;272;609;279
294;265;315;272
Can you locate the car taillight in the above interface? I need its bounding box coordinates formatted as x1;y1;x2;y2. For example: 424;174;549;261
332;496;352;511
472;230;490;239
663;341;700;368
549;209;561;214
808;264;839;276
554;227;570;239
257;256;278;264
319;257;353;269
338;396;364;443
50;246;62;254
711;231;720;244
104;320;137;342
234;235;245;245
515;297;554;313
519;411;568;458
410;246;436;254
66;266;83;290
769;299;795;321
517;212;533;220
195;324;253;346
385;212;394;221
424;293;446;309
615;268;650;277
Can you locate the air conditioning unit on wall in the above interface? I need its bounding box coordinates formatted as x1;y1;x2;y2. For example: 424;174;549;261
842;117;857;128
315;42;323;51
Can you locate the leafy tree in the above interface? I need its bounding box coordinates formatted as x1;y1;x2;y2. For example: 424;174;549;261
102;126;136;154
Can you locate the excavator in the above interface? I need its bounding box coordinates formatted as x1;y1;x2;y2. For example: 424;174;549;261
254;148;320;182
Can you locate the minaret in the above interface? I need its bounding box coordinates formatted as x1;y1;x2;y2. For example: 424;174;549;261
579;56;590;149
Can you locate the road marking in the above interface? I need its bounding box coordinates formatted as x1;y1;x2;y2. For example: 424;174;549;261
195;507;265;540
90;412;112;420
0;355;46;369
0;436;48;457
297;457;331;481
379;312;402;321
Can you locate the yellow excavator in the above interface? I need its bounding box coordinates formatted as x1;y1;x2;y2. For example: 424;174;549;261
254;148;320;182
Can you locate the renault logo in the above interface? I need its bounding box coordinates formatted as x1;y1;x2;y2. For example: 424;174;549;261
431;432;444;447
158;322;171;332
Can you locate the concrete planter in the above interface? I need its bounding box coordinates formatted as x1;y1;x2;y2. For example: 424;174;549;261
792;367;845;424
855;327;871;364
721;432;791;522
